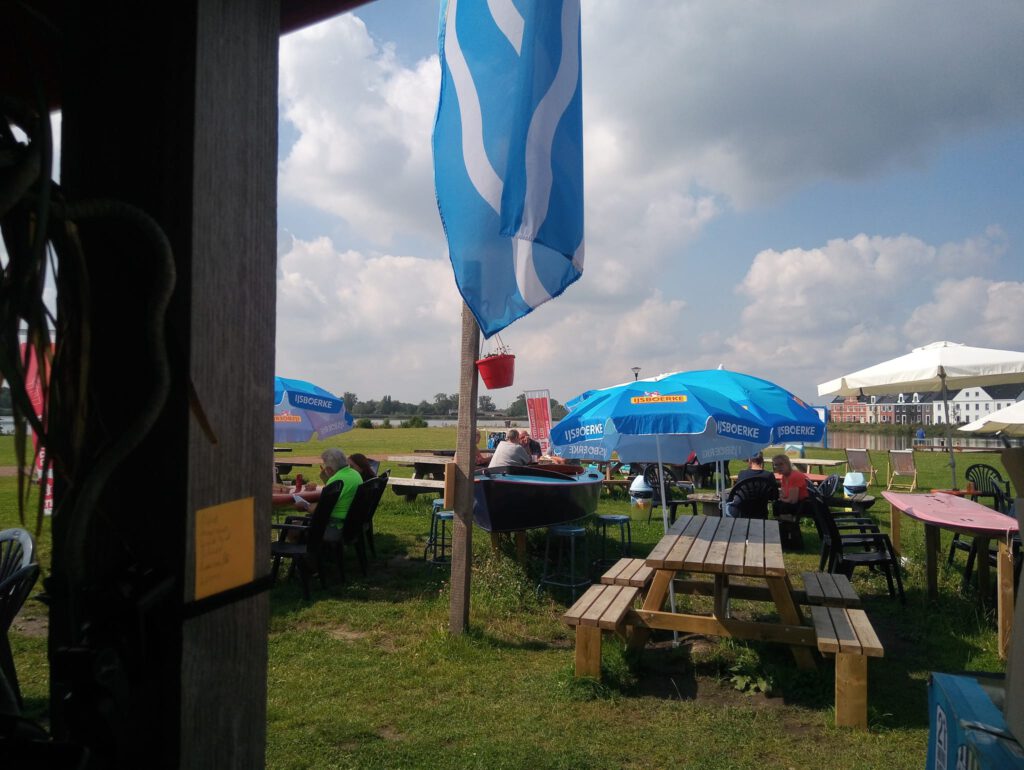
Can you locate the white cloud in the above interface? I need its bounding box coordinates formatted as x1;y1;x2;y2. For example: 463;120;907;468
713;230;1024;399
279;16;442;247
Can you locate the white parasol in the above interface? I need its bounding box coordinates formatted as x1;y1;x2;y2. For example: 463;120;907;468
818;341;1024;487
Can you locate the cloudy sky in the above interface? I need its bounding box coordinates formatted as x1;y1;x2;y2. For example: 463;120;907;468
274;0;1024;409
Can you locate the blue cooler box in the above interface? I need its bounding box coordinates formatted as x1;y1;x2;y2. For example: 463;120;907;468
843;471;867;496
927;673;1024;769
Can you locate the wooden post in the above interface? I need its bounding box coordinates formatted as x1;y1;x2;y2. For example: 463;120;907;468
51;2;277;764
998;540;1014;660
834;653;869;729
449;304;480;634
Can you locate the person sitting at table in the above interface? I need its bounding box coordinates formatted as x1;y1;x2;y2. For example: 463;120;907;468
487;428;533;468
771;454;808;550
294;448;364;535
723;453;776;517
518;430;543;462
347;452;377;482
737;453;774;483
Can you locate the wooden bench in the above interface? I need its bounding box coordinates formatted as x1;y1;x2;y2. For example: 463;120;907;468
563;584;641;677
801;571;861;608
600;558;654;589
811;606;884;729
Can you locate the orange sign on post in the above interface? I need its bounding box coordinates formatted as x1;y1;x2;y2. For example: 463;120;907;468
525;389;553;454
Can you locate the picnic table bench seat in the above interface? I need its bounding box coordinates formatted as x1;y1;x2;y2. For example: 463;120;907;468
563;584;641;678
811;606;884;729
801;571;861;608
600;558;654;588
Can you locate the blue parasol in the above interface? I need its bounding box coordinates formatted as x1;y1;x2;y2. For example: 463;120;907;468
273;376;354;443
551;369;824;526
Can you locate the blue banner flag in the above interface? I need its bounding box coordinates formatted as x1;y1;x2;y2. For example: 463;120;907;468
433;0;584;337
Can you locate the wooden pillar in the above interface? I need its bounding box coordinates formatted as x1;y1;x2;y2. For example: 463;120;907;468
51;1;277;765
449;304;480;633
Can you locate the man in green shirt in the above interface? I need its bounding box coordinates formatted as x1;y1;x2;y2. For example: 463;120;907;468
318;447;363;525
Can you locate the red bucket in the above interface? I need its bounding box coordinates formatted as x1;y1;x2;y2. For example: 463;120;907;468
476;354;515;389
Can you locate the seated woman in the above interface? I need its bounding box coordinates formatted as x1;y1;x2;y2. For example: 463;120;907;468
347;452;377;481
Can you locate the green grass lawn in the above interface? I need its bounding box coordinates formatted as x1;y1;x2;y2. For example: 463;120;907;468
2;435;1016;768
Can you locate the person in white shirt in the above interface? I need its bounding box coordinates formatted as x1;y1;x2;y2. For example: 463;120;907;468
487;429;532;468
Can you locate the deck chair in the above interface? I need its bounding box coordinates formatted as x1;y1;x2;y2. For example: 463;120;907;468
886;449;917;492
0;529;40;709
845;448;877;486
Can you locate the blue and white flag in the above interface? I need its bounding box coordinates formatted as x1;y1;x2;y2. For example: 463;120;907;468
433;0;584;338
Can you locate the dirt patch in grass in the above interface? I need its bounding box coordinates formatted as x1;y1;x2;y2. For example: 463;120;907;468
12;612;48;638
376;725;406;741
327;626;371;642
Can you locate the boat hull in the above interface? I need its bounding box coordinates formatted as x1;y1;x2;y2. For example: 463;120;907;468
473;466;603;532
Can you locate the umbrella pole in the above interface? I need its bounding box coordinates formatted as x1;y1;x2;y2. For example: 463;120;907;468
941;374;958;488
657;436;679;647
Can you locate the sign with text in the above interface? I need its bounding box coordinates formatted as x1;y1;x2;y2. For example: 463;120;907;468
194;497;255;601
525;389;553;454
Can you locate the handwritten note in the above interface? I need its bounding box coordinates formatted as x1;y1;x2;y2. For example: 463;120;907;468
194;497;255;601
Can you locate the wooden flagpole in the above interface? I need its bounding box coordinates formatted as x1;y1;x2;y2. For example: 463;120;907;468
449;302;480;633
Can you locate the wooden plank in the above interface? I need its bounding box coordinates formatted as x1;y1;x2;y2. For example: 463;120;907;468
702;517;735;574
835;653;869;729
847;609;884;657
723;518;750;575
600;586;640;630
802;571;825;604
766;575;815;670
829;608;864;656
998;540;1014;660
645;531;680;568
575;625;602;678
600;558;631;585
762;519;786;576
580;586;621;627
627;610;818;648
563;584;605;625
819;574;844;605
681;516;721;571
745;519;765;574
811;606;840;654
629;562;654;588
662;516;706;570
835;574;861;607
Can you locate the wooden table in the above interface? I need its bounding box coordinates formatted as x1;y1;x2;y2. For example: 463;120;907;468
791;457;847;475
386;454;453;500
627;515;816;670
883;491;1018;658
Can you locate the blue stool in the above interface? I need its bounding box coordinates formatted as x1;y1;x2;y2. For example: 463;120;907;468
425;509;454;564
432;498;445;514
595;514;632;564
537;524;591;601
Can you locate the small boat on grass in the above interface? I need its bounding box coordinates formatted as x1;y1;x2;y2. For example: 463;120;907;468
472;465;603;533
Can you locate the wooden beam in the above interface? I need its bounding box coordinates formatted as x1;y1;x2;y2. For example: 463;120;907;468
52;1;277;764
449;304;479;634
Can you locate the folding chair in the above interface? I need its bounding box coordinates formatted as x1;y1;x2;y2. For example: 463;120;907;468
845;448;877;486
886;449;917;492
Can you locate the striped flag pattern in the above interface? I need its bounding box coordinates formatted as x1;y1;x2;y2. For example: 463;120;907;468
433;0;584;337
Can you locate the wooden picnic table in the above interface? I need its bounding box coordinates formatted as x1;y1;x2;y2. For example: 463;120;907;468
791;457;847;475
883;490;1018;659
627;515;816;670
386;454;453;500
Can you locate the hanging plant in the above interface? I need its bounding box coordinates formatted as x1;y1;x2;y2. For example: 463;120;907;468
476;334;515;389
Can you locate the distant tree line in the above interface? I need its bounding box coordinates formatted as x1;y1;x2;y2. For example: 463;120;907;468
342;390;567;420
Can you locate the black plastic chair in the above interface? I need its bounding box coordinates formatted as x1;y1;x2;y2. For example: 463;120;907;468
271;480;343;600
948;464;1013;570
359;471;390;559
325;477;388;581
0;529;40;710
808;490;904;602
725;475;779;519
